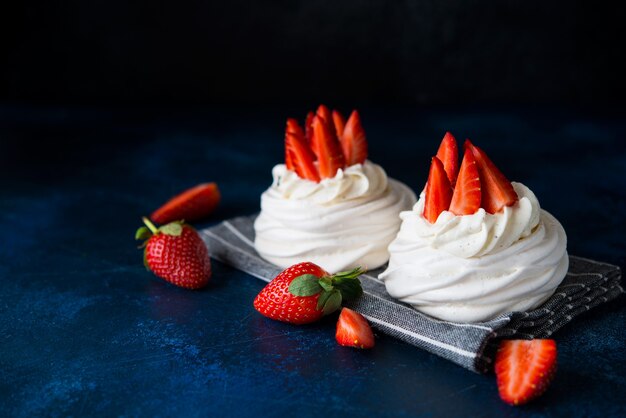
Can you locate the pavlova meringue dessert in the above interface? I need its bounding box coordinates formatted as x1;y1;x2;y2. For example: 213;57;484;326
254;105;416;272
380;133;568;322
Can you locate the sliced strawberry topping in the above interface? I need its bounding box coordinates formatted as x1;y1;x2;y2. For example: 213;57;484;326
335;307;375;349
436;132;459;186
285;121;320;182
332;110;346;139
423;156;453;223
341;110;368;166
151;183;221;224
465;139;518;214
304;111;315;150
284;118;303;172
496;339;557;406
312;114;345;179
449;147;481;215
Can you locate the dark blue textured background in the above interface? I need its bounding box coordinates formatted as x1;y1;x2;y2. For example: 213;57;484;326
1;106;624;417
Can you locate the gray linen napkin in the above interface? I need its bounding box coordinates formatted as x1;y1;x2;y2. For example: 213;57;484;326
201;214;623;373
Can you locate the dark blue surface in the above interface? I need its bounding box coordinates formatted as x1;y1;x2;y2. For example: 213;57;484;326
1;106;625;417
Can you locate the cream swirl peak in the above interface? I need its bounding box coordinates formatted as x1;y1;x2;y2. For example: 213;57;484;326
406;182;541;258
254;161;416;272
269;160;388;205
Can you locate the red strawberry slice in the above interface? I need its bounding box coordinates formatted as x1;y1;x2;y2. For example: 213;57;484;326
465;140;518;214
423;156;453;223
285;121;320;182
136;218;211;289
151;182;220;224
436;132;459;186
449;147;481;215
316;104;332;124
495;339;557;406
335;307;375;349
312;114;346;179
253;263;364;325
284;118;304;171
304;111;315;153
341;110;368;166
332;110;346;139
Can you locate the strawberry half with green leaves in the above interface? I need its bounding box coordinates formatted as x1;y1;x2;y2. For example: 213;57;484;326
436;132;459;186
253;262;364;325
449;147;481;215
336;307;375;349
495;339;557;406
136;217;211;289
423;156;453;223
341;110;368;166
465;139;518;214
151;182;220;224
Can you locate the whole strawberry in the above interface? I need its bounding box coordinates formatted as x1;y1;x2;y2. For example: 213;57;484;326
253;262;364;325
135;217;211;289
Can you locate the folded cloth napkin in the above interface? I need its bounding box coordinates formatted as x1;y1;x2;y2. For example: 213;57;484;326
201;215;624;373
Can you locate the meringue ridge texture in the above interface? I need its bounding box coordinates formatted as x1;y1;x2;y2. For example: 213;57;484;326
380;182;569;323
254;160;417;272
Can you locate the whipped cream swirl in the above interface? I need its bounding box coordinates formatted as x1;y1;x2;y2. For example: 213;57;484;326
254;161;417;272
380;182;568;323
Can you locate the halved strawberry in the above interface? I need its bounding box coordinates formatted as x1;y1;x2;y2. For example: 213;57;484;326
332;110;346;139
495;339;557;406
465;140;518;214
285;121;320;182
341;110;368;166
312;114;345;179
449;147;481;215
423;156;453;223
151;183;220;224
336;307;375;349
436;132;459;186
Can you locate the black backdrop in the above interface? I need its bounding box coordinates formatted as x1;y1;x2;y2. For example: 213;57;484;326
4;1;626;106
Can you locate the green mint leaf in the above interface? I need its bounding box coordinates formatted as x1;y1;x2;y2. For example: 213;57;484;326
322;289;342;316
159;222;183;236
135;226;151;241
288;274;323;297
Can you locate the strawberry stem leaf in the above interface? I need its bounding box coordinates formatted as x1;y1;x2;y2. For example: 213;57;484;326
159;221;183;236
142;217;159;234
321;289;342;316
289;274;323;297
319;277;334;292
135;226;151;241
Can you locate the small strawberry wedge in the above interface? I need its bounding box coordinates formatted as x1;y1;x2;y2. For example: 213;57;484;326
495;339;557;406
285;120;320;182
423;156;453;223
436;132;459;186
449;147;481;215
312;114;345;179
341;110;368;166
332;110;346;139
304;111;315;149
336;307;375;349
151;182;220;224
465;139;518;214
